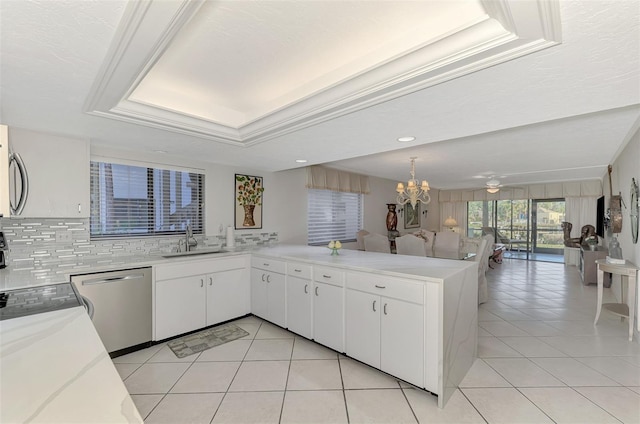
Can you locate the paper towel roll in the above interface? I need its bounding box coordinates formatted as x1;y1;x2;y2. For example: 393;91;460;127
226;226;235;247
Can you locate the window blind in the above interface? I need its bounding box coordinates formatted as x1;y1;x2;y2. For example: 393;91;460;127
90;161;204;237
308;189;362;245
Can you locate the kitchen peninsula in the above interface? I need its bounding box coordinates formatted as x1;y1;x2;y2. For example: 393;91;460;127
1;244;478;416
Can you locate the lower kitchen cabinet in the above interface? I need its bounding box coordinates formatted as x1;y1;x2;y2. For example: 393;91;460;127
313;281;344;352
345;272;425;387
286;275;312;338
250;266;286;327
380;297;424;385
345;289;381;367
206;268;249;326
154;256;250;340
156;275;207;340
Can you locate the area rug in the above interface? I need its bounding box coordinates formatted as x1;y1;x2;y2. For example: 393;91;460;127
168;324;249;358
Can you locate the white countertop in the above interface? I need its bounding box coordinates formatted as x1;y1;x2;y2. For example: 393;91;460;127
252;245;476;282
0;306;143;423
0;244;475;291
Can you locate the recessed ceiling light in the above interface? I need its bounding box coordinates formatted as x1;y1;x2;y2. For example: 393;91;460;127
295;159;308;163
154;150;167;154
397;136;416;142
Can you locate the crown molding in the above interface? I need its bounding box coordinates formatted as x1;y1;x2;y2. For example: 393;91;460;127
84;0;562;146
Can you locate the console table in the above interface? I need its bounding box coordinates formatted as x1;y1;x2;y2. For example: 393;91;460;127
594;259;639;341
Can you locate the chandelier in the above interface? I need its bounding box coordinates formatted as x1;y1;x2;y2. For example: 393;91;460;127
396;157;431;208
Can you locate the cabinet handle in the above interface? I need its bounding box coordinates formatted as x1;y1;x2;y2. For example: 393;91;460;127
375;285;386;289
294;269;302;273
304;284;308;294
323;274;331;279
315;286;319;296
209;277;213;286
384;303;387;315
373;300;376;312
261;274;265;282
263;263;270;266
200;279;204;288
266;275;271;283
78;203;81;213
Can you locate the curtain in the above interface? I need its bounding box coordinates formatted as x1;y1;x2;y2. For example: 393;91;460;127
440;202;468;235
305;166;370;194
565;197;597;239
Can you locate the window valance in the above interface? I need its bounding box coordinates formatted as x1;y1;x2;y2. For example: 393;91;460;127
305;166;370;194
438;180;602;202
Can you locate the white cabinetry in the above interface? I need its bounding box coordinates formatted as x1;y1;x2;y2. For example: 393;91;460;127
156;275;207;340
8;127;89;217
155;256;249;340
286;262;312;338
251;257;286;327
345;271;424;387
206;267;250;326
313;266;345;352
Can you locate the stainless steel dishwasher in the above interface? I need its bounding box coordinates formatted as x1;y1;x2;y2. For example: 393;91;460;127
71;267;152;353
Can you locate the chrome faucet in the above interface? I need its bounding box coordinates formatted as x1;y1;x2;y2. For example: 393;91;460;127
176;224;198;253
185;224;197;252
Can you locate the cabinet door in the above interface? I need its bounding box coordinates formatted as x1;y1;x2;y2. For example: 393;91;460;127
266;271;286;328
381;298;424;387
313;282;344;352
155;275;206;340
250;268;268;320
9;127;89;217
287;275;312;338
207;268;250;326
345;289;380;368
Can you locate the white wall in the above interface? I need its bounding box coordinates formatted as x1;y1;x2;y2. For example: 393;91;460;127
606;123;640;325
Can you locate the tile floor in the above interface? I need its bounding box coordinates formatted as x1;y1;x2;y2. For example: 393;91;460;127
113;259;640;423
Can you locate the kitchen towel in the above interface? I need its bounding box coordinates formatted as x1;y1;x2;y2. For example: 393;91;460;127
226;226;235;247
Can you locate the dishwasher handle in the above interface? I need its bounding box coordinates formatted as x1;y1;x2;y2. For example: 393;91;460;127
81;273;145;286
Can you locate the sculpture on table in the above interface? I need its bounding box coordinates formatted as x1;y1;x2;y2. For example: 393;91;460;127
561;222;598;248
386;204;398;231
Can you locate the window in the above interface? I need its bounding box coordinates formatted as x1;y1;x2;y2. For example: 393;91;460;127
90;161;204;238
308;189;363;245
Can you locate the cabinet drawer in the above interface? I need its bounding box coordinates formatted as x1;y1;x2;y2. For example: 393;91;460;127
251;256;286;274
156;256;247;281
287;262;312;279
347;272;424;305
314;266;345;287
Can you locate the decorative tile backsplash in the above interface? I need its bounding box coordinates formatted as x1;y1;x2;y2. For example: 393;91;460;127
1;218;277;267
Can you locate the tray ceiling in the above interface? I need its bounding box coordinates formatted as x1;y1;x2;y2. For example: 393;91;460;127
84;0;561;145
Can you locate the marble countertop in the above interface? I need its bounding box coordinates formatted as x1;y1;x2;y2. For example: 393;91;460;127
0;307;143;423
251;245;476;282
0;247;254;291
0;244;476;291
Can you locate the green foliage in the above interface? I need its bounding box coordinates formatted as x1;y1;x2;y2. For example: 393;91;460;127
236;175;264;206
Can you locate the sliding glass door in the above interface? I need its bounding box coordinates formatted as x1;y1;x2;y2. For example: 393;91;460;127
467;198;565;262
531;199;565;255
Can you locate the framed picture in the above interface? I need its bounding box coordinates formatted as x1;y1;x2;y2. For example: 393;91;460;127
234;174;264;229
404;202;420;229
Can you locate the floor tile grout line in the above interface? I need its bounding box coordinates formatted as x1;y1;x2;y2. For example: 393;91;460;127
398;385;420;424
277;332;297;424
458;388;490;424
336;353;351;424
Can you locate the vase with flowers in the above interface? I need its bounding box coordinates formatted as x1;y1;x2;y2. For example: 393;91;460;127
327;240;342;255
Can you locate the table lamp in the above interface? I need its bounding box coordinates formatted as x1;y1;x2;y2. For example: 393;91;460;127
444;216;458;231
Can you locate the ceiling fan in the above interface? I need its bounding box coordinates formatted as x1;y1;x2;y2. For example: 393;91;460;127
485;176;503;193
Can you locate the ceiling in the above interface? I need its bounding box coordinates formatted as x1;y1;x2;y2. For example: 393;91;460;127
1;0;639;191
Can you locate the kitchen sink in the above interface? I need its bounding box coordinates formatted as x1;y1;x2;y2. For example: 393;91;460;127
161;247;226;258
